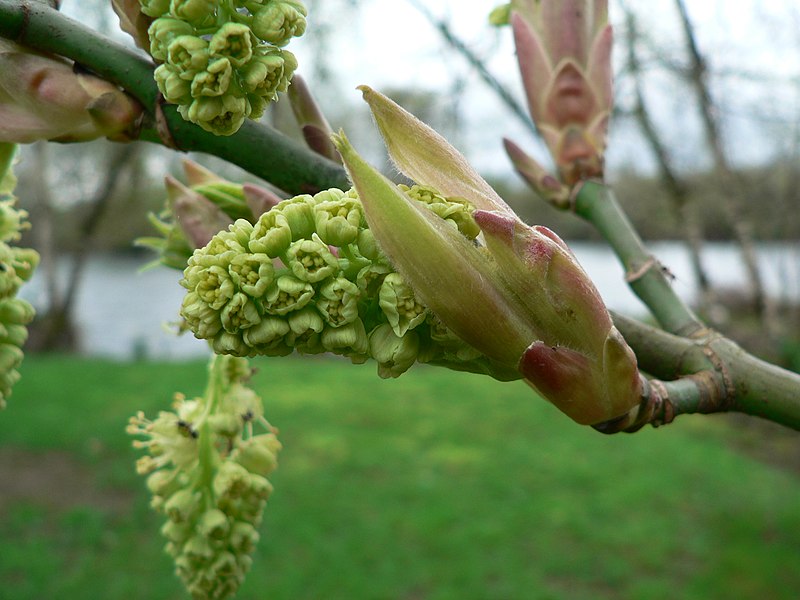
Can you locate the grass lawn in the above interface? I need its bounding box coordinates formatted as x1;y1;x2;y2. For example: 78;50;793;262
0;354;799;599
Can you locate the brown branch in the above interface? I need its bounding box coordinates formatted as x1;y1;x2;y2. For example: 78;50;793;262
673;0;778;334
620;3;714;312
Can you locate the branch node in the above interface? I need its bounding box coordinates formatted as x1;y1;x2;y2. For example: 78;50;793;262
625;257;658;283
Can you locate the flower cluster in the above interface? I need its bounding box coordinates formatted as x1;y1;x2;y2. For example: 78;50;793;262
179;185;507;379
0;145;39;410
142;0;305;135
128;354;280;600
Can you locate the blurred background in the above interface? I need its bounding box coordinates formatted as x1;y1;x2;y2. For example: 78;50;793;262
1;1;800;598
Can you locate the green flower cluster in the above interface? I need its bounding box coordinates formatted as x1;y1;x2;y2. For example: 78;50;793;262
128;354;280;600
0;145;39;410
142;0;306;135
180;184;497;378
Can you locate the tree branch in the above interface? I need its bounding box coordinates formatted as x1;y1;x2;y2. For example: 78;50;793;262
574;180;705;336
0;0;350;195
673;0;776;333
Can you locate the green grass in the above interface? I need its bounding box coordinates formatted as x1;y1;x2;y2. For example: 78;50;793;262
1;354;799;599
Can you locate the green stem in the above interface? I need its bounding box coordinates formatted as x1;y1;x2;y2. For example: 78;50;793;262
612;312;800;431
197;354;224;501
575;180;705;337
611;311;712;378
0;0;350;195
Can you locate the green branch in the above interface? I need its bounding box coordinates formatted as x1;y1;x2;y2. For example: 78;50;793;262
612;312;800;431
575;180;705;337
0;0;350;195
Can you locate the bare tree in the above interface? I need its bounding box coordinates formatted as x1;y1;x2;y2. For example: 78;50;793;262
672;0;778;335
25;142;143;351
619;2;715;314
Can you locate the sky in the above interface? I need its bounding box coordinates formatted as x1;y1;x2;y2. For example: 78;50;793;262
59;0;800;179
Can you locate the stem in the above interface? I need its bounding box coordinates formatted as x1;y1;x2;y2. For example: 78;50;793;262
611;312;800;431
712;337;800;429
0;0;350;195
197;354;224;499
611;311;712;378
575;180;705;337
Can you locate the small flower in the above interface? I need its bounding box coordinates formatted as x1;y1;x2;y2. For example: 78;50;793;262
285;234;339;283
285;306;325;353
240;48;296;98
251;1;308;47
139;0;171;18
209;23;256;68
316;276;360;327
155;64;192;104
169;0;217;26
185;94;248;136
167;35;209;78
191;58;233;98
263;275;314;315
379;273;427;337
242;315;290;353
250;209;293;257
273;194;315;240
313;191;362;246
228;252;274;297
148;17;194;62
369;323;419;378
220;292;261;333
321;317;368;357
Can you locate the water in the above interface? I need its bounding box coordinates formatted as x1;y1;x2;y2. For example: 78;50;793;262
18;242;800;360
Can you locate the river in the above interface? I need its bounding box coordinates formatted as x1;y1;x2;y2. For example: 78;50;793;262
18;242;800;360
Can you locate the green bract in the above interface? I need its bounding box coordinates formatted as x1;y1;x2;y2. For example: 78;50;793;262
179;183;495;378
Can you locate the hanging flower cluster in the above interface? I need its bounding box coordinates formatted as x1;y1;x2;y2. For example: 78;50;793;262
179;185;517;380
0;145;39;410
128;354;280;600
141;0;306;135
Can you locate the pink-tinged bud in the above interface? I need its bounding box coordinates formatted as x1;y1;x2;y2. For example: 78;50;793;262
287;75;340;163
474;210;611;353
339;85;641;425
181;159;222;187
510;0;612;185
503;138;570;208
166;175;233;248
0;41;142;143
242;183;282;218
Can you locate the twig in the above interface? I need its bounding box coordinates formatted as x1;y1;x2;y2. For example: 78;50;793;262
406;0;539;139
0;0;350;195
574;180;705;336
